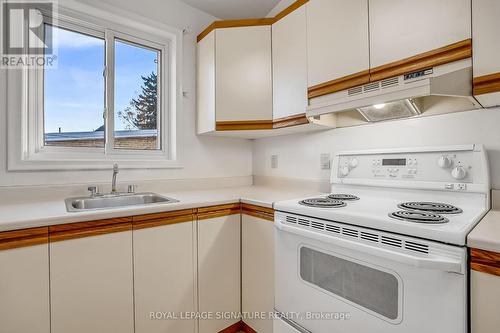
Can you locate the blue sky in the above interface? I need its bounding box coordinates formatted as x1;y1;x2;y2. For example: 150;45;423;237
44;26;158;133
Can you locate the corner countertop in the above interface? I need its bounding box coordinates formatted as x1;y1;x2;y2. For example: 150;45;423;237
468;209;500;253
0;186;322;232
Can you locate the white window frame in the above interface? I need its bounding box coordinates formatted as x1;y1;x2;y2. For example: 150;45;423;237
6;3;182;170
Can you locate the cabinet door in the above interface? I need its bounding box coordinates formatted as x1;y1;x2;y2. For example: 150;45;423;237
306;0;369;87
272;6;308;119
472;0;500;107
471;270;500;332
0;244;50;333
50;231;134;333
242;215;275;333
134;221;196;333
198;214;241;333
215;26;273;122
197;30;216;134
369;0;471;68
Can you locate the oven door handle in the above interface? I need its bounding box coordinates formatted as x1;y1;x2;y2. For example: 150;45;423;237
276;222;464;274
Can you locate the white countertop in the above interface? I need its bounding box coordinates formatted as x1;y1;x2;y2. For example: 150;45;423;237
0;186;321;232
468;210;500;253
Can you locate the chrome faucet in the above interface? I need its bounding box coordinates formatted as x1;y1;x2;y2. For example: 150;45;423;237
111;163;119;193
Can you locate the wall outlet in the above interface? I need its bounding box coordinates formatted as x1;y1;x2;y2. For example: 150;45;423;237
320;153;331;170
271;155;278;169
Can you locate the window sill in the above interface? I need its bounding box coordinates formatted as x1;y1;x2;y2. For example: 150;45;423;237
7;155;183;171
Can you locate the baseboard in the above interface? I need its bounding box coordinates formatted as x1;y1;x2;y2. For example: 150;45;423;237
219;320;257;333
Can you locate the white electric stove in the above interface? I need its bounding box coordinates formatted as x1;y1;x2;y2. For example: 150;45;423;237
273;144;490;333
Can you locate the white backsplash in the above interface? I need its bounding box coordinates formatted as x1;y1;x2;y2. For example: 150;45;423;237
253;108;500;189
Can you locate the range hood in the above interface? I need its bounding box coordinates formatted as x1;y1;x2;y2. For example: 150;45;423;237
307;59;480;122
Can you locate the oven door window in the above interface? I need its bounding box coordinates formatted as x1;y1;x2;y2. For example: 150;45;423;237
300;246;401;322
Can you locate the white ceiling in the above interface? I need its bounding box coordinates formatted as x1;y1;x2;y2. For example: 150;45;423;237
181;0;281;19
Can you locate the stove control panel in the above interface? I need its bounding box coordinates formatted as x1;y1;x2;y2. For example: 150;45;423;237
334;146;489;189
368;156;421;179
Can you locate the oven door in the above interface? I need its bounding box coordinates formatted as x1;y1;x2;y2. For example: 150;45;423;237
274;213;467;333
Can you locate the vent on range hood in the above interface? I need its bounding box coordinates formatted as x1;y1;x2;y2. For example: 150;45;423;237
307;59;480;122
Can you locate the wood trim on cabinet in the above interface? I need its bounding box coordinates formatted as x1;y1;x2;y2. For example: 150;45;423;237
197;18;275;42
49;217;133;242
308;70;370;99
272;113;309;129
369;39;472;82
133;209;195;230
0;227;49;251
241;203;274;221
197;0;309;42
196;203;241;220
473;72;500;96
274;0;309;23
216;113;309;131
216;120;274;131
470;248;500;277
1;202;275;246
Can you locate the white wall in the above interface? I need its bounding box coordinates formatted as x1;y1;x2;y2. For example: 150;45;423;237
253;108;500;189
0;0;253;186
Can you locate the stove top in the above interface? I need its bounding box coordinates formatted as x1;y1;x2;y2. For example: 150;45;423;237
299;198;346;208
397;202;462;214
275;186;487;245
327;194;360;201
389;210;449;224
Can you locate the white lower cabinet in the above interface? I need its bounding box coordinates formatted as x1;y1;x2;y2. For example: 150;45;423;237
133;221;197;333
50;231;135;333
242;215;275;333
0;244;50;333
198;214;241;333
471;270;500;332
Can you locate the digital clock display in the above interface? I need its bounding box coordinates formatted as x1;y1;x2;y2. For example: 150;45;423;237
382;158;406;166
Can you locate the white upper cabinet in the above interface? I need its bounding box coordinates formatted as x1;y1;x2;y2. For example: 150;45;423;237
472;0;500;107
306;0;370;87
197;30;216;133
369;0;471;68
216;26;273;122
197;26;273;134
272;6;308;119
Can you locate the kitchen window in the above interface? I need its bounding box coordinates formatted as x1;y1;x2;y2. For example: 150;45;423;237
6;5;181;170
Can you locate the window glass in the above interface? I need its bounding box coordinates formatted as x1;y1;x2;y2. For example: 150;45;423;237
44;25;105;148
114;39;160;150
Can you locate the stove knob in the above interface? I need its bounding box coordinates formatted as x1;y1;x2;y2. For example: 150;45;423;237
340;166;350;177
438;155;452;168
349;158;358;168
451;166;467;180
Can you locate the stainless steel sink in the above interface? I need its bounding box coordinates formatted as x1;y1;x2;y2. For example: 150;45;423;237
65;193;178;212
